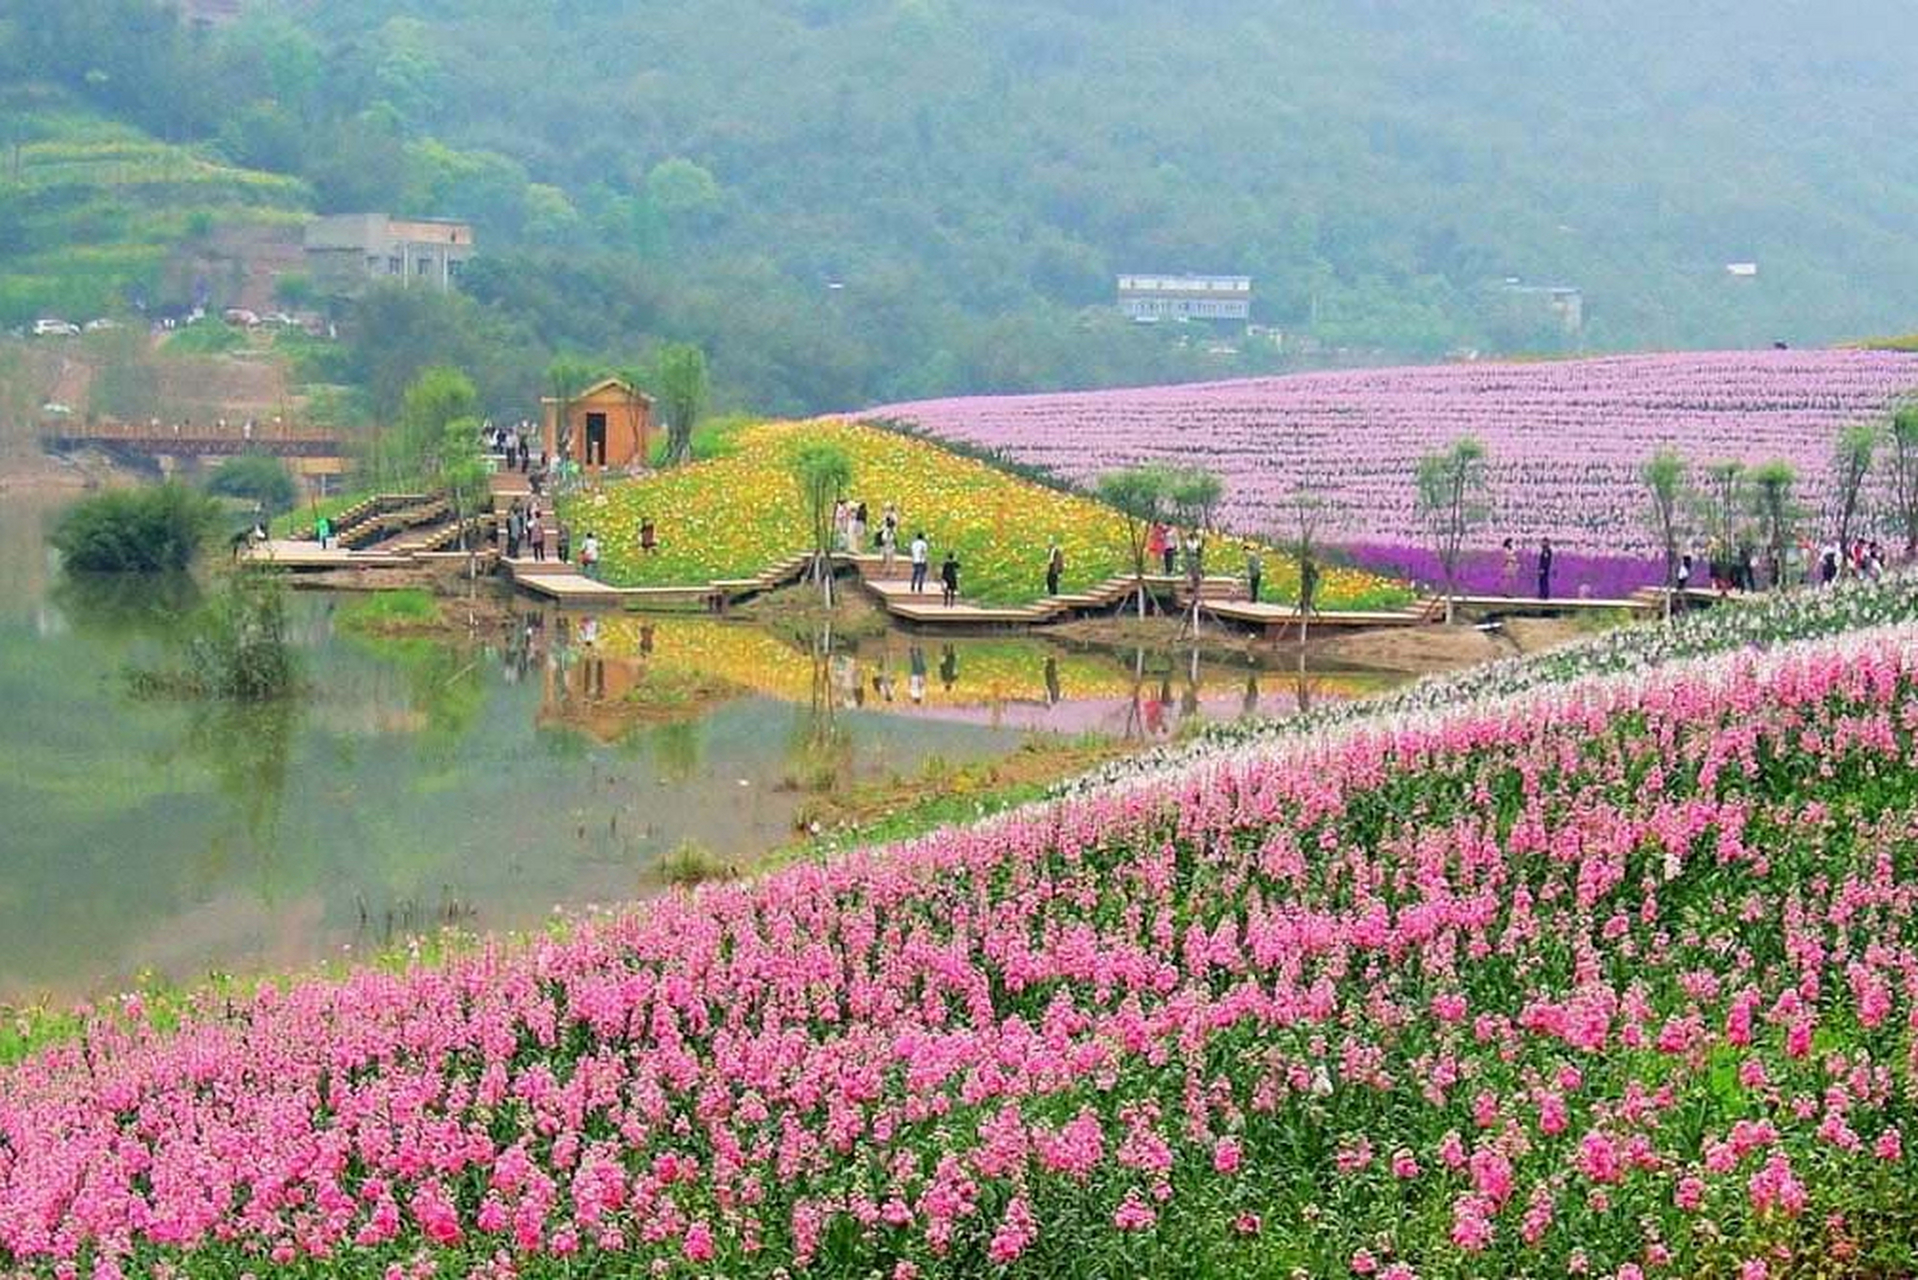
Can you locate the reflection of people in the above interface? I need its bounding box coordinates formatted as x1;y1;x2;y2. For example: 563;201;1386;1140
579;616;598;647
908;645;927;703
939;644;957;689
1044;656;1061;706
640;624;655;655
1242;671;1260;717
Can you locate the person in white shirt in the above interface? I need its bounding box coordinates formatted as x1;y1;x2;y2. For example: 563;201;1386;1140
908;532;930;593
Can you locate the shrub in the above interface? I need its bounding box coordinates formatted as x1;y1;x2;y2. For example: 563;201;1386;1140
51;483;222;572
205;453;296;513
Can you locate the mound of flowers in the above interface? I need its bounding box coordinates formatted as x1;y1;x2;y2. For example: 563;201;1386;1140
868;348;1918;557
7;621;1918;1276
561;419;1408;609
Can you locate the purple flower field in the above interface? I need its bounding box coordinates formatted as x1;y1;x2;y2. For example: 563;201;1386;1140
865;350;1918;555
1337;543;1669;601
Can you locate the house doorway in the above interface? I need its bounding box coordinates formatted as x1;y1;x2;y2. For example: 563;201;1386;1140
585;413;608;466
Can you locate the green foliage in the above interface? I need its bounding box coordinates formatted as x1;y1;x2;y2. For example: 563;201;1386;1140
790;439;853;565
1886;405;1918;555
206;453;296;514
654;342;709;465
162;322;246;355
1414;437;1491;609
51;483;222;572
334;588;440;632
175;569;296;701
1830;422;1878;548
1641;448;1689;593
1747;459;1798;588
368;364;478;486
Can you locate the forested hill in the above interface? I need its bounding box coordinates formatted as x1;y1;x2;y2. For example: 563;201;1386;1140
8;0;1918;414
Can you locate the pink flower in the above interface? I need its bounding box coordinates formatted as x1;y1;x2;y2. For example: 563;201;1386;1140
1233;1212;1262;1236
1877;1128;1903;1162
1212;1136;1243;1175
1351;1248;1379;1274
1391;1148;1421;1179
1113;1191;1156;1232
683;1221;715;1263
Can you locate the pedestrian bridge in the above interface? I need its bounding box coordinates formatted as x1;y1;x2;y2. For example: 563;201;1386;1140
38;418;349;458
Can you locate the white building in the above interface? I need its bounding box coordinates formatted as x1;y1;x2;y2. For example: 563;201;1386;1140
1117;274;1253;323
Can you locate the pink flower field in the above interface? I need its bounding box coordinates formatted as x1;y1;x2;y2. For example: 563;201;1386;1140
6;627;1918;1277
865;350;1918;556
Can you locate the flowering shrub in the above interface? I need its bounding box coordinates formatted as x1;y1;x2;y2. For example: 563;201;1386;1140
7;623;1918;1276
868;349;1918;555
563;419;1407;608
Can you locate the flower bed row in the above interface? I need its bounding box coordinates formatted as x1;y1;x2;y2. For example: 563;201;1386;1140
6;622;1918;1276
868;349;1918;556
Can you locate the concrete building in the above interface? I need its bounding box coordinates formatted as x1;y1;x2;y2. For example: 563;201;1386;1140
542;377;655;472
1498;282;1584;336
1117;274;1253;323
303;215;474;298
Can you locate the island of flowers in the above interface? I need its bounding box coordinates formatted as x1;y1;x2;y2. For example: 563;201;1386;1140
6;594;1918;1276
867;349;1918;562
560;419;1409;609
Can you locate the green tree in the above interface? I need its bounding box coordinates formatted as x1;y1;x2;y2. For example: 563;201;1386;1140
655;342;709;466
373;365;478;486
1829;423;1877;552
1887;405;1918;557
791;440;853;604
1641;448;1689;617
52;484;222;573
1414;437;1490;623
1096;464;1174;618
1748;460;1797;590
434;414;490;569
207;454;297;514
545;354;600;463
1696;460;1749;577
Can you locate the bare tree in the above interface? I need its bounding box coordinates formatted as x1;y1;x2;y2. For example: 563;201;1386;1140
1829;423;1878;553
1886;405;1918;559
1642;448;1689;618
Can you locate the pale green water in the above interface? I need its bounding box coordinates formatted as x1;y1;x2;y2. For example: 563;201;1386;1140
0;497;1390;1001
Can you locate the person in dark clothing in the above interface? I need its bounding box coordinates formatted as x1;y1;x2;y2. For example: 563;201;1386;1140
940;552;960;606
1045;540;1064;595
1537;537;1554;600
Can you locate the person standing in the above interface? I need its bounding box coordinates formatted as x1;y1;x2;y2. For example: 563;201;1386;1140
879;521;897;576
1244;543;1263;603
579;530;601;580
557;522;571;563
851;502;868;555
1045;539;1064;595
940;551;960;607
1537;537;1554;600
315;514;331;551
909;531;930;593
507;502;523;559
833;499;850;552
1500;537;1518;597
527;508;545;562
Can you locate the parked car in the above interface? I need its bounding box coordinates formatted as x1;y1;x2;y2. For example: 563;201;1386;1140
222;307;260;327
261;311;297;327
39;402;74;417
83;317;120;332
32;319;80;337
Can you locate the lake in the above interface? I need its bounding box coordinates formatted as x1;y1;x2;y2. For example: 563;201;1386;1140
0;495;1395;1002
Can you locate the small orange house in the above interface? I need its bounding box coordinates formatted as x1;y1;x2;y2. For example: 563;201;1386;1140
541;377;654;471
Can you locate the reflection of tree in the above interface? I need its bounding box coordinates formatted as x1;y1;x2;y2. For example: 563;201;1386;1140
52;571;201;641
182;695;300;891
788;631;853;795
651;719;701;781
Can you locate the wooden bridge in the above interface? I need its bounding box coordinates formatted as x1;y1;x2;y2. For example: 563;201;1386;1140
38;418;349;459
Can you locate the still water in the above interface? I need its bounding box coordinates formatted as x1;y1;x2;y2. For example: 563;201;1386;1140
0;497;1393;1001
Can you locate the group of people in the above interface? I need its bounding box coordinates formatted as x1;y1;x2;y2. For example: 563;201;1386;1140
499;498;597;574
486;421;540;475
1498;537;1558;599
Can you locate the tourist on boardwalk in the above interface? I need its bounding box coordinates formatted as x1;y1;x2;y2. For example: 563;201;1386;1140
580;530;601;580
557;522;571;563
1244;542;1263;603
851;502;868;555
1149;522;1173;574
527;509;545;562
1182;530;1204;588
1537;537;1554;600
640;517;658;554
878;521;897;576
1045;539;1064;595
833;499;850;552
940;551;960;606
315;514;332;551
909;531;930;592
882;502;899;547
1500;537;1518;597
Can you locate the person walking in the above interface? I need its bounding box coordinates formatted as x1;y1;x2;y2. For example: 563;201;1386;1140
1537;537;1554;601
1045;539;1064;595
579;530;601;580
527;509;545;562
940;551;960;607
1244;542;1263;604
1500;537;1518;597
909;531;930;593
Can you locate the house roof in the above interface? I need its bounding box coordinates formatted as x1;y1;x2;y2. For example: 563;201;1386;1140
540;377;655;405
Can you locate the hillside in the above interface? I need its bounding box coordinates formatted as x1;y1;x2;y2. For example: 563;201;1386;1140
8;2;1918;415
0;87;310;326
562;419;1407;607
869;349;1918;559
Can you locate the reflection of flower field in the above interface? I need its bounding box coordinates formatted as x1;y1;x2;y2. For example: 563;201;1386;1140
563;420;1408;608
586;618;1384;713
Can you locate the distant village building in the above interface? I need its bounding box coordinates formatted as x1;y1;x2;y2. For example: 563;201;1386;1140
302;215;474;298
542;377;654;472
1726;262;1759;278
1117;274;1253;323
1498;281;1584;336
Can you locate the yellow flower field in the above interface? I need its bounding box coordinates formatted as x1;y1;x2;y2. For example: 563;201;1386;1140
561;420;1410;608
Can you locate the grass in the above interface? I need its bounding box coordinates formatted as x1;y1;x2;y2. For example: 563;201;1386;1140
334;588;442;633
567;419;1411;608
